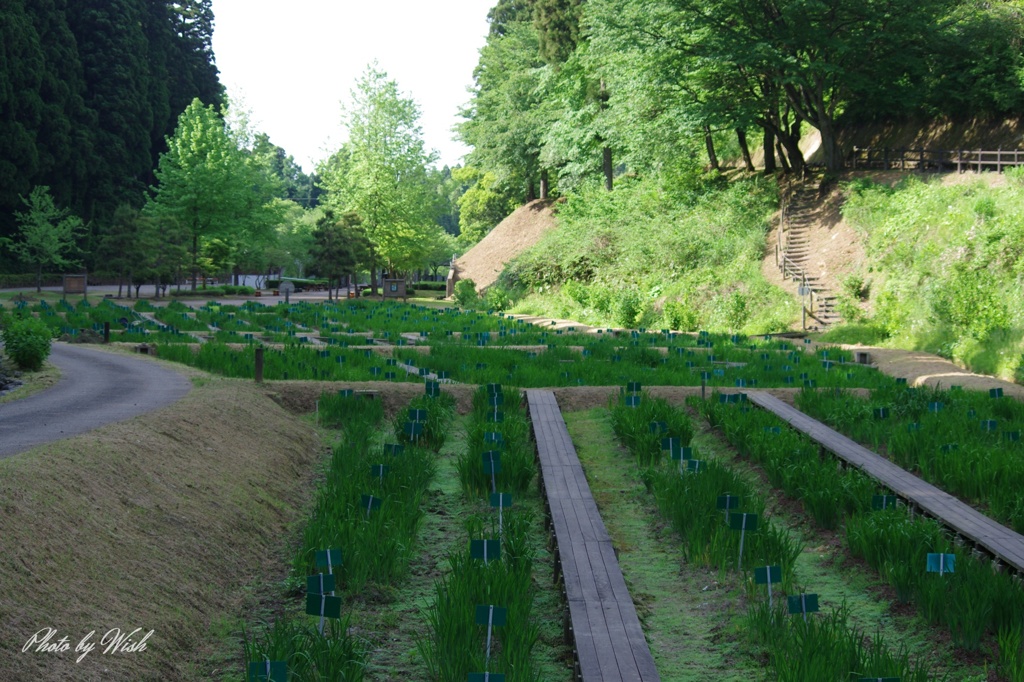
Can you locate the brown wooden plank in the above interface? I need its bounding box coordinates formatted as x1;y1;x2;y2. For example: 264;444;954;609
569;605;604;680
747;391;1024;573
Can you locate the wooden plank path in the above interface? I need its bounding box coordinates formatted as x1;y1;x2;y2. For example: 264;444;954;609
745;391;1024;573
526;390;659;682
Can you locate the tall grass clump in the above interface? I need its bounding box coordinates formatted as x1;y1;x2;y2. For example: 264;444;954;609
610;391;801;584
243;618;365;681
293;392;444;591
457;386;536;497
418;510;541;682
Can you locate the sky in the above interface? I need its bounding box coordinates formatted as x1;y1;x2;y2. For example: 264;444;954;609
210;0;496;173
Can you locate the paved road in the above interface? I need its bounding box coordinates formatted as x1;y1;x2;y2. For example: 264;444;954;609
0;343;192;458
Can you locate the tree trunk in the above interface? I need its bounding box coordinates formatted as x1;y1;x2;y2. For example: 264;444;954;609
134;283;142;298
704;126;719;171
191;233;198;291
737;129;755;172
36;264;42;293
540;169;549;199
779;134;804;174
818;116;842;172
117;274;124;299
776;141;791;173
603;147;613;190
526;179;536;203
763;126;777;173
154;272;161;299
370;264;378;296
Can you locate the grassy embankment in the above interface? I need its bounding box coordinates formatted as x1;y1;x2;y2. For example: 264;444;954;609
499;174;798;335
820;172;1024;382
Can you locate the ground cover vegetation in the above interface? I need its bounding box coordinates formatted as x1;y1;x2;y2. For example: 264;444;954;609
795;383;1024;532
822;172;1024;381
700;390;1024;676
608;389;934;680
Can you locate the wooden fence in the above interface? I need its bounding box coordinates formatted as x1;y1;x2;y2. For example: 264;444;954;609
850;147;1024;173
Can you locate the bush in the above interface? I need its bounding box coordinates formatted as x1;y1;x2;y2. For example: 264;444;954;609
413;281;446;292
484;286;512;311
614;287;644;328
2;316;53;370
453;279;478;307
663;299;698;331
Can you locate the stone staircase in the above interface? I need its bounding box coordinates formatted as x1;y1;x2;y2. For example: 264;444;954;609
779;182;842;329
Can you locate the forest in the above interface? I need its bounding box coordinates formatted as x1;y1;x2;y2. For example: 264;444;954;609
2;0;1024;307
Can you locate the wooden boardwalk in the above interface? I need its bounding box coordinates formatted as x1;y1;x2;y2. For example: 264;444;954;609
746;391;1024;573
526;390;660;682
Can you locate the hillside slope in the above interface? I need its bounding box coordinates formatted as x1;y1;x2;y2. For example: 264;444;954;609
453;199;557;292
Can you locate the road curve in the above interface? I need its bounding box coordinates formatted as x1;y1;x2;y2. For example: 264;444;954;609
0;343;192;458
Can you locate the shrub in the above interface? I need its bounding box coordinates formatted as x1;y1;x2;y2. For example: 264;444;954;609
614;287;643;327
2;316;53;370
484;286;512;311
453;279;478;307
663;299;698;331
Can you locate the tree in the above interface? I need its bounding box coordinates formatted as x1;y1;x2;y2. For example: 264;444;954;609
147;98;280;290
323;65;442;291
458;21;550;203
95;204;145;297
2;186;84;292
453;167;514;245
308;210;369;299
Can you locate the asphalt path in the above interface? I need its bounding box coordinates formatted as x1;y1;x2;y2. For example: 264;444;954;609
0;343;192;458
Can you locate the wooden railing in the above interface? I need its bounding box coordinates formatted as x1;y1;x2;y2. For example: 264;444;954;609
850;147;1024;173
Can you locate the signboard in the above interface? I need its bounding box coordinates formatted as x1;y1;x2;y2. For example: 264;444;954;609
63;274;87;296
383;279;407;299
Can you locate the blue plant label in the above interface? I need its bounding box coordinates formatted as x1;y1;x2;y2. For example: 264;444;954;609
649;421;668;433
307;573;336;595
716;494;740;510
787;593;819;615
315;548;342;569
729;513;758;532
247;660;287;682
470;539;501;562
490;493;512;508
482;451;502;474
926;553;955;574
754;565;781;585
474;604;508;627
409;409;428;422
872;495;898;510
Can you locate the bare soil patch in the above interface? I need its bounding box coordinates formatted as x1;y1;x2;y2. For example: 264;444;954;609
454;199;558;292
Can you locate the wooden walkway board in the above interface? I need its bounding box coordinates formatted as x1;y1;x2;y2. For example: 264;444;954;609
745;391;1024;571
526;389;660;682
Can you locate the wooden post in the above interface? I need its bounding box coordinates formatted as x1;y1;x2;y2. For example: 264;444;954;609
103;322;110;343
852;146;858;170
957;149;963;173
920;147;925;173
255;347;264;383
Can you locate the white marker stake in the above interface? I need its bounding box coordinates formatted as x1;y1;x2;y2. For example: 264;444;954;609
499;498;504;541
489;454;497;494
738;516;747;571
483;540;489;563
326;553;335;596
318;587;326;636
767;573;773;610
801;594;807;623
485;605;494;668
265;658;271;679
940;553;945;577
366;495;374;521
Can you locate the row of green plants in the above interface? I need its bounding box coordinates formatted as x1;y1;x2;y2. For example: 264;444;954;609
396;342;886;390
612;390;932;680
155;342;419;383
701;394;1024;678
245;390;454;680
794;384;1024;531
457;386;536;497
418;384;543;681
418;510;542;682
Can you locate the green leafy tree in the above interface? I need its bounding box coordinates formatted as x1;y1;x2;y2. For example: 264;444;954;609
308;210;369;299
322;65;442;290
147;98;282;290
2;186;84;292
453;167;514;245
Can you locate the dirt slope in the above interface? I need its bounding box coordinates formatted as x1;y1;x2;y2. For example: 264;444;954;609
453;199;558;292
0;375;319;681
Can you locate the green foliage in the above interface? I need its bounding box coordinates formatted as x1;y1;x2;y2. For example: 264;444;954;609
322;65;444;276
2;186;84;291
454;279;479;308
505;176;796;334
841;176;1024;378
452;167;514;246
2;315;53;371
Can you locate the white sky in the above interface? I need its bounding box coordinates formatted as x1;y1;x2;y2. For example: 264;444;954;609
210;0;495;173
